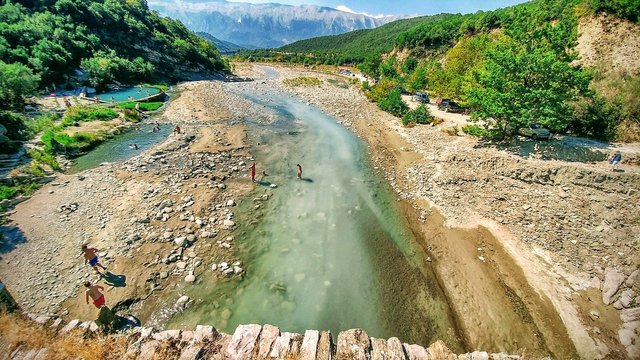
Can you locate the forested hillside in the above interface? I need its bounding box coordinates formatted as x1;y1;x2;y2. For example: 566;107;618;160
237;0;639;142
0;0;228;91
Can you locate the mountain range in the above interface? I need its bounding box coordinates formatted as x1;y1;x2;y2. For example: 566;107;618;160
148;0;398;49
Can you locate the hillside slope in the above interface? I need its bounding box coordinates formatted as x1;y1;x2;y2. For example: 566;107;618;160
198;32;245;54
0;0;228;89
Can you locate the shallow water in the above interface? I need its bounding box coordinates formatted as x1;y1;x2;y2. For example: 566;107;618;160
165;86;461;348
67;124;171;174
97;87;161;102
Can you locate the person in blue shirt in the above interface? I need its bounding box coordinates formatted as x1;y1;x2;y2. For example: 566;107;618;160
610;150;622;172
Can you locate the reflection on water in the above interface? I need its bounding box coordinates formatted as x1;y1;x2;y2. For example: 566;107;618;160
68;124;171;174
165;88;460;349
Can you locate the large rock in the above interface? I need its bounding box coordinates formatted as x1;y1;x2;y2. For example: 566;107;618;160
137;340;160;360
194;325;217;343
336;329;370;360
403;343;428;360
225;324;262;360
178;344;203;360
386;337;406;359
315;331;333;360
621;307;640;323
370;338;389;360
270;332;295;358
627;270;639;288
300;330;320;360
602;268;626;305
256;324;280;358
153;329;182;342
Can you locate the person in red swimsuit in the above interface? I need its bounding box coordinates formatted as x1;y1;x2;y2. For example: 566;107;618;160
250;162;256;183
84;281;106;309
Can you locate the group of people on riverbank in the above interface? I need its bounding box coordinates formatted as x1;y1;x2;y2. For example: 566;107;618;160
81;244;108;309
249;162;302;183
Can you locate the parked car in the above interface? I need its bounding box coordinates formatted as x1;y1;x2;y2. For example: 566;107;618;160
518;123;551;140
413;92;429;103
436;98;466;113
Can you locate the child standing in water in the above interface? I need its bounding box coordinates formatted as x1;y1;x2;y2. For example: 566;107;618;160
296;164;302;179
250;162;256;183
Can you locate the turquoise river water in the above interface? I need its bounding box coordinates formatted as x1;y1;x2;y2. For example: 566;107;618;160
163;84;462;349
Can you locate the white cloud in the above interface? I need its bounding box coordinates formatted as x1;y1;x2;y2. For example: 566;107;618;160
336;4;387;18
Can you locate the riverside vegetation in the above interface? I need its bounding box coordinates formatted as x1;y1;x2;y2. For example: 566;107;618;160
237;0;640;142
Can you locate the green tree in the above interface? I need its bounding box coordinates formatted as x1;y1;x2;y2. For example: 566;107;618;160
0;60;40;110
402;104;433;126
378;89;409;117
467;39;591;138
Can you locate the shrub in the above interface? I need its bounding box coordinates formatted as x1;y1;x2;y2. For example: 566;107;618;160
123;109;141;122
462;124;492;137
62;106;118;126
402;105;433;126
28;148;60;170
0;186;18;200
24;113;59;140
378;89;409;117
283;77;323;86
117;102;163;111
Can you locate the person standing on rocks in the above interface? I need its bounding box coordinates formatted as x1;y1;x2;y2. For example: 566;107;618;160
250;162;256;183
82;244;107;275
84;281;106;309
296;164;302;180
610;150;622;171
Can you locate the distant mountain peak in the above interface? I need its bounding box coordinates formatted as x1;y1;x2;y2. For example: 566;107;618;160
149;0;398;48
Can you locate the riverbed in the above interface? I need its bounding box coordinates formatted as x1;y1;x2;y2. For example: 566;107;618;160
164;81;461;349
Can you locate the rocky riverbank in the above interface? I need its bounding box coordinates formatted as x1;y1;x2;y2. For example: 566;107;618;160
235;64;640;359
0;81;271;326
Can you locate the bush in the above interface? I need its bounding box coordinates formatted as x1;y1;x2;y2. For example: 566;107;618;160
462;124;492;137
0;186;18;200
24;113;59;140
123;109;141;122
62;106;118;126
117;102;163;111
28;148;59;170
402;105;433;126
378;89;409;117
282;77;323;86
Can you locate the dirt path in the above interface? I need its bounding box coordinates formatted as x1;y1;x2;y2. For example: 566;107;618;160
237;63;639;359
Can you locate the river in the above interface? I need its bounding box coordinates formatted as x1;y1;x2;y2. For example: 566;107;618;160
164;77;462;350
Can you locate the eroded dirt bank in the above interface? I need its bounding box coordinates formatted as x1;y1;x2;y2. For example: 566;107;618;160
234;64;640;359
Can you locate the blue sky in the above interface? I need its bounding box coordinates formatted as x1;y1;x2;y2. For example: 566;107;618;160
229;0;530;16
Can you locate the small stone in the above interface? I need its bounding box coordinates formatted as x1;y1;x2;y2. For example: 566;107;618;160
223;219;235;227
174;237;187;247
159;272;168;279
602;268;626;305
176;295;190;308
589;310;600;321
227;199;235;207
185;274;196;283
176;261;187;270
270;184;277;188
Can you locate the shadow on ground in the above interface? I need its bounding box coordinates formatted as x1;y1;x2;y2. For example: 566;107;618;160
102;272;127;288
0;225;27;254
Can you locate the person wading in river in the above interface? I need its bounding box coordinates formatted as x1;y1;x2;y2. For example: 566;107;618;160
84;281;106;309
250;162;256;183
296;164;302;179
82;244;107;275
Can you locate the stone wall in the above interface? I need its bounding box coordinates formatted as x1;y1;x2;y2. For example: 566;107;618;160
6;313;522;360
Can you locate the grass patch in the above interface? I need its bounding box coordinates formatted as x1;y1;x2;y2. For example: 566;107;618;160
28;148;60;170
142;83;169;91
462;124;492;137
24;113;59;139
41;130;103;155
116;102;163;111
0;182;40;200
61;106;118;127
283;76;323;86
